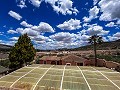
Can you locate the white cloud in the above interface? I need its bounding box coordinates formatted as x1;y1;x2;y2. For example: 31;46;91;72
50;32;76;43
45;0;79;15
20;21;33;27
98;0;120;21
16;21;54;36
87;25;109;35
10;37;19;41
105;22;116;27
108;32;120;41
8;11;22;20
116;20;120;25
33;35;50;42
29;0;42;7
57;19;81;30
32;22;55;33
16;0;78;15
83;6;99;22
7;30;18;34
82;24;109;35
93;0;99;5
113;32;120;37
16;0;27;8
16;28;39;36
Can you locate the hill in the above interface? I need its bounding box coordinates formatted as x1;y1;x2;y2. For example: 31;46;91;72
71;39;120;51
0;44;12;52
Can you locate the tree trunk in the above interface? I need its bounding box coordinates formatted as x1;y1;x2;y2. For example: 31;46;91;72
94;40;97;66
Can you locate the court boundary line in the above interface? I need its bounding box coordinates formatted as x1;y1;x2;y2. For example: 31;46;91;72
77;66;91;90
92;67;120;90
60;65;66;90
10;66;40;88
32;65;54;90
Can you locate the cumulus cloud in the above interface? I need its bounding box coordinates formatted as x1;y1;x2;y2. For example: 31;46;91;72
57;19;81;30
33;35;50;42
14;22;54;37
16;0;27;8
116;20;120;25
16;28;39;36
10;37;19;41
50;32;76;43
93;0;99;5
108;32;120;41
20;21;33;27
45;0;79;15
8;11;22;20
87;25;109;35
82;24;109;35
7;30;18;34
98;0;120;21
105;22;116;27
113;32;120;38
29;0;42;7
32;22;55;33
16;0;78;15
83;6;99;22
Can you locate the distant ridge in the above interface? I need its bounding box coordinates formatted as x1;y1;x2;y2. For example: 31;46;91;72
72;39;120;51
0;44;12;52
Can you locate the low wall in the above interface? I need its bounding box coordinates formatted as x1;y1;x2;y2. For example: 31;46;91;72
105;61;120;69
84;59;118;67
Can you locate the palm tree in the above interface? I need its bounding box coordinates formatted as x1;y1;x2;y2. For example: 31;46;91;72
88;35;103;66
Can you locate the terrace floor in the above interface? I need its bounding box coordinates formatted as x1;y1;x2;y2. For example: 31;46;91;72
0;64;119;90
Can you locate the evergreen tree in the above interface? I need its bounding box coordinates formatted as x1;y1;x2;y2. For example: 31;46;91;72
9;34;36;69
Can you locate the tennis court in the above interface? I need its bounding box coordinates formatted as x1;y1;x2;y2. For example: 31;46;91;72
0;64;119;90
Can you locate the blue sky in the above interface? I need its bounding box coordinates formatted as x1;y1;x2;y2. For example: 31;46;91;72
0;0;120;50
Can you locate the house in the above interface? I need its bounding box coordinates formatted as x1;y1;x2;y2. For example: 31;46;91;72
61;55;87;66
39;55;87;66
40;56;61;65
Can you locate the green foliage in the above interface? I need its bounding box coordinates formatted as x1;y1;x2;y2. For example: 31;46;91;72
0;59;10;68
96;54;120;63
9;34;36;69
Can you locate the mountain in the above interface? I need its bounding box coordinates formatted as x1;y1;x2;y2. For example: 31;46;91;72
0;44;12;52
72;39;120;51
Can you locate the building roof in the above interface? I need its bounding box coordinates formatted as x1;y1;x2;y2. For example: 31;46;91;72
40;56;61;61
62;54;87;63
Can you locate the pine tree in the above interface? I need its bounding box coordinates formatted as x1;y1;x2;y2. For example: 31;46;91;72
9;34;36;69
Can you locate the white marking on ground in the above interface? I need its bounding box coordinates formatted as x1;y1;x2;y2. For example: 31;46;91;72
10;66;40;88
33;65;54;90
77;66;91;90
92;67;120;90
60;65;66;90
40;68;119;74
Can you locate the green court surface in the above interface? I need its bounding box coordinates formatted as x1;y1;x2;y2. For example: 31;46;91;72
0;64;119;90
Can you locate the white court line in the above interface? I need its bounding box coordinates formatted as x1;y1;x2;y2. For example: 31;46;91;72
41;68;119;74
91;67;120;90
10;66;40;88
77;66;91;90
33;65;54;90
60;65;66;90
0;66;32;80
